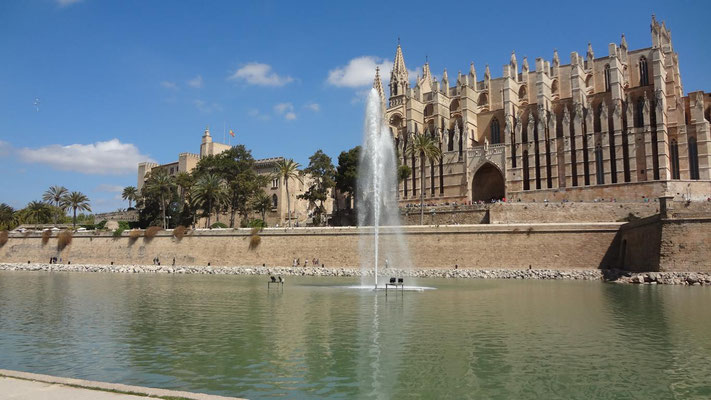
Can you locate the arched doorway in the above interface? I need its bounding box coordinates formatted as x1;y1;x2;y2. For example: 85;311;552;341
472;163;505;202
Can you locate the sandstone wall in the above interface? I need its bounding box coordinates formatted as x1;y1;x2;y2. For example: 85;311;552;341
659;218;711;272
0;224;622;270
488;202;659;224
617;216;662;272
509;180;711;202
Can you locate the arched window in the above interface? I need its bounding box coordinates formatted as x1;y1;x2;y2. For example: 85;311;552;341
639;57;649;86
449;99;460;112
490;118;501;144
595;145;605;184
688;136;700;180
551;80;559;99
518;86;527;102
636;97;645;128
272;194;278;209
479;92;488;106
594;104;602;132
670;139;680;179
424;104;434;117
604;64;611;92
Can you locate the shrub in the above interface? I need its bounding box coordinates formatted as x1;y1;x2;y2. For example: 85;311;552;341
211;222;228;229
0;230;7;247
128;229;142;239
57;230;73;250
95;220;107;230
112;228;125;238
173;225;187;239
248;219;266;228
248;226;262;251
118;221;130;230
145;226;162;238
41;230;52;245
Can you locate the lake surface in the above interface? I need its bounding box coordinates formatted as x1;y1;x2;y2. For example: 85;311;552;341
1;271;710;399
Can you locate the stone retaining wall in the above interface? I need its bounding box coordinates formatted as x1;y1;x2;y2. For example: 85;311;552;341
0;224;622;270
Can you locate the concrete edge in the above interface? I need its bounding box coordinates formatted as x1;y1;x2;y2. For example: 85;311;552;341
0;369;246;400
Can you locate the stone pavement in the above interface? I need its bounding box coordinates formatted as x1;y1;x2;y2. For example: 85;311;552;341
0;369;245;400
0;376;148;399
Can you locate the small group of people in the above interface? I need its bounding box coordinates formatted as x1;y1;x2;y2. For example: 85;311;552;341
48;256;60;264
270;275;284;283
292;257;323;268
152;257;160;266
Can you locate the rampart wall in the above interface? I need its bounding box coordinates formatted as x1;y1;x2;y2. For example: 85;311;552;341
0;224;622;270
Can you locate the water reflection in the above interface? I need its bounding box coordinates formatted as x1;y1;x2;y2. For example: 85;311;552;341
0;272;710;399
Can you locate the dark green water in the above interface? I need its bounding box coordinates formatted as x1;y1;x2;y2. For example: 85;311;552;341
1;272;710;399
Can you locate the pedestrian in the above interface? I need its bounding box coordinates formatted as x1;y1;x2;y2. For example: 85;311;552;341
172;257;176;266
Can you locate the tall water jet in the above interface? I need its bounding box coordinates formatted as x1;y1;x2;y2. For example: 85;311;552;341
357;88;411;288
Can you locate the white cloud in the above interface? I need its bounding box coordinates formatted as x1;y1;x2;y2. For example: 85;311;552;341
0;140;10;157
327;56;418;88
96;184;124;193
274;102;297;120
56;0;82;7
229;63;294;87
304;103;320;112
274;102;294;114
193;99;223;113
327;56;393;88
187;75;203;88
248;108;271;121
160;81;178;90
18;139;153;175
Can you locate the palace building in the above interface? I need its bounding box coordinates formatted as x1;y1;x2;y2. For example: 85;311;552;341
137;127;333;227
379;16;711;203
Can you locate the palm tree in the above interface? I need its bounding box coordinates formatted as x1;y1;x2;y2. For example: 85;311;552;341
0;203;18;229
122;186;138;209
42;185;68;223
61;192;92;228
406;133;442;225
275;158;302;227
175;172;193;210
192;173;225;228
145;169;175;229
251;192;272;224
21;201;53;224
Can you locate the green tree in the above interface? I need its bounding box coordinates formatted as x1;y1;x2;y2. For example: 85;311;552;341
335;146;360;209
144;169;175;229
405;133;442;225
42;185;68;223
193;146;262;228
192;173;226;228
251;191;272;224
299;150;336;225
122;186;139;209
0;203;18;230
18;201;54;225
61;192;92;228
275;158;302;227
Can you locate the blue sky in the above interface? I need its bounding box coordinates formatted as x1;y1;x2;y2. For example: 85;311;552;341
1;0;709;213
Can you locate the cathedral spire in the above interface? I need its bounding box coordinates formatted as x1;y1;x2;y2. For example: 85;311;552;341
390;42;409;97
586;42;595;64
553;49;560;67
373;66;386;107
392;43;408;82
620;33;628;50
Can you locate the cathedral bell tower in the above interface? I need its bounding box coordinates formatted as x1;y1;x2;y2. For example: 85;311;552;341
389;43;409;102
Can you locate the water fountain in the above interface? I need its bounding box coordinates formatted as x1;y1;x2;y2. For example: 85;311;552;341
356;88;414;289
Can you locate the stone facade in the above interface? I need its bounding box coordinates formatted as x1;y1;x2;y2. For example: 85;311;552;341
0;223;622;270
382;16;711;205
136;128;333;226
